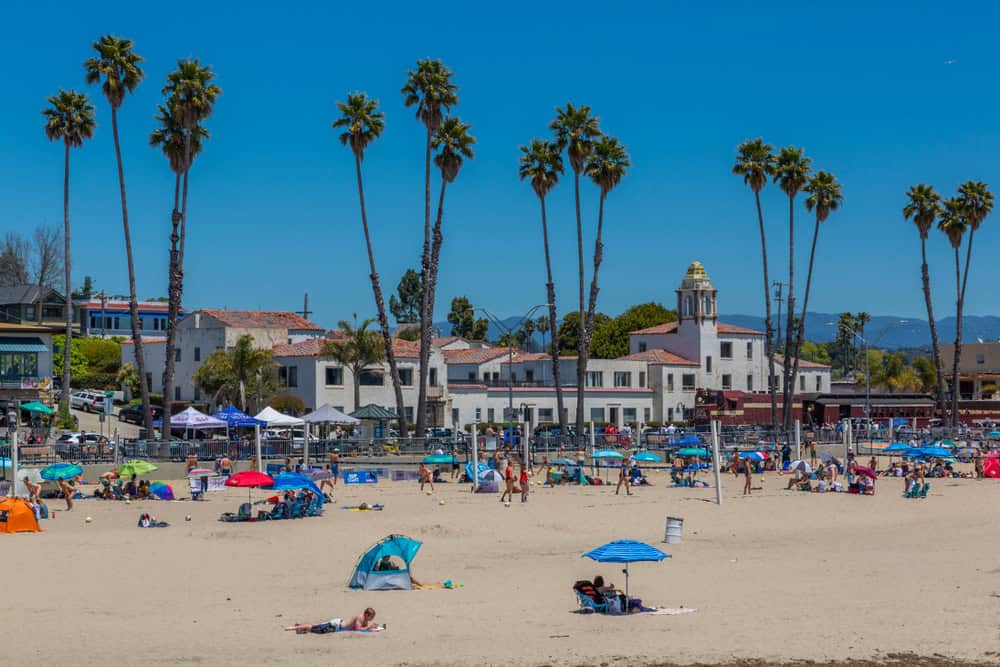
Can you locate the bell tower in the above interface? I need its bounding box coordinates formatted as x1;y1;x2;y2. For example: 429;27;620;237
676;261;718;325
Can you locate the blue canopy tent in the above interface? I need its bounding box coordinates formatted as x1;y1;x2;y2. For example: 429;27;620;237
214;405;267;428
583;540;669;605
675;436;701;446
349;534;422;591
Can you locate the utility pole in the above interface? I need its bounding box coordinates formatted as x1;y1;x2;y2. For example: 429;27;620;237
773;281;784;351
296;293;312;321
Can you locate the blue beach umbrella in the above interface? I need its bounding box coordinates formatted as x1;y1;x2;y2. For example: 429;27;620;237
884;442;911;453
40;463;83;481
919;446;952;458
423;454;457;464
676;448;709;458
988;431;1000;438
633;452;662;463
583;540;670;603
551;457;576;466
675;436;701;446
739;451;765;461
592;450;624;459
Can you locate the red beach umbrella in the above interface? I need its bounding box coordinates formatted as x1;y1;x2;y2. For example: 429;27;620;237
225;470;275;505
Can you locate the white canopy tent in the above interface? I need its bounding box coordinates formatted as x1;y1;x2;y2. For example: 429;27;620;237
300;404;359;468
254;406;305;427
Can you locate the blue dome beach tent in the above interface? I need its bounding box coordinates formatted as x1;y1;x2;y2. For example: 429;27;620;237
349;535;422;591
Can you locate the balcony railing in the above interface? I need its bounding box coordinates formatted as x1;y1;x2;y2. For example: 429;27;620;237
449;378;556;388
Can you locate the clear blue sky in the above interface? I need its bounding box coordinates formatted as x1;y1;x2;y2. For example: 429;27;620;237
4;1;999;329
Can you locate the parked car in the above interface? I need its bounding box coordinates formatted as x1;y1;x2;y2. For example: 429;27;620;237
69;390;106;413
117;404;163;425
55;432;111;459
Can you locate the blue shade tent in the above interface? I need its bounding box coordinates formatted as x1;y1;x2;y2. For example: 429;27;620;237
739;451;765;461
40;463;83;481
465;461;490;481
213;406;267;428
919;446;952;458
583;540;670;603
633;452;662;462
676;448;709;458
675;436;701;446
592;450;624;459
266;472;323;497
349;534;423;591
884;442;911;452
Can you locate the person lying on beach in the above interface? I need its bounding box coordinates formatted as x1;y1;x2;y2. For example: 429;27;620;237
285;608;380;634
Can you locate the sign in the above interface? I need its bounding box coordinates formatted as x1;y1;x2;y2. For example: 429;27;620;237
19;378;39;390
343;470;378;484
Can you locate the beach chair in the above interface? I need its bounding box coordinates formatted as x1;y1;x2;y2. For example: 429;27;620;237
306;495;324;517
575;590;609;614
220;502;254;522
288;499;305;519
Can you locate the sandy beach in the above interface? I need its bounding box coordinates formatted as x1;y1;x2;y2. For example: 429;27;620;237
5;466;1000;666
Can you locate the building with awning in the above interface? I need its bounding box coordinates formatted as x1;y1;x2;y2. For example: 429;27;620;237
0;323;55;418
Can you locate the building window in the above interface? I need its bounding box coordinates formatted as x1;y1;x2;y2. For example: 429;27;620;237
705;356;712;373
722;374;732;390
639;371;646;388
194;347;201;362
613;371;631;387
487;408;495;422
468;371;476;381
816;376;822;391
590;407;605;422
538;408;553;422
643;407;651;422
638;342;647;353
746;341;753;359
747;374;753;391
429;368;438;386
359;370;384;386
399;368;414;386
623;407;637;423
511;372;517;383
682;374;696;391
278;366;298;388
586;371;604;387
193;387;201;401
475;408;482;421
175;348;181;362
703;295;712;315
525;369;534;382
799;375;805;391
720;342;732;359
0;352;39;378
667;374;674;392
451;408;459;424
404;407;414;423
684;296;693;316
174;386;181;400
325;367;343;386
977;354;985;364
667;407;674;421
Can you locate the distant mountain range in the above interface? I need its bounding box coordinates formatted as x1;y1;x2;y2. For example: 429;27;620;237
434;312;1000;350
722;313;1000;349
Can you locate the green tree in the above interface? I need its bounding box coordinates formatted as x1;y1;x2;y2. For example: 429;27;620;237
322;318;386;411
116;362;140;396
734;138;778;425
558;311;611;356
551;103;602;438
535;316;550;352
160;58;221;429
590;302;676;359
43;89;95;419
71;275;94;299
0;232;29;288
192;334;275;412
332;92;407;436
521;318;536;351
402;59;459;438
903;184;947;416
85;34;155;438
52;335;89;378
789;170;843;407
835;312;858;376
519;138;567;432
446;296;488;340
77;338;121;373
798;340;831;365
773;146;812;430
390;268;422;324
912;356;939;394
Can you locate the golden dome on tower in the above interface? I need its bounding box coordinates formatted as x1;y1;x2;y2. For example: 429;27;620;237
685;261;708;280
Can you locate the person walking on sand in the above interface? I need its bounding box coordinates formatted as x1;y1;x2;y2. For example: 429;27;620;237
329;449;340;487
500;460;515;503
519;464;529;503
418;463;434;492
743;457;752;496
616;458;633;496
451;448;460;479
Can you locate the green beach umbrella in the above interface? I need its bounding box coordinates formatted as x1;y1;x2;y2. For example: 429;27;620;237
21;401;54;415
118;460;158;477
676;448;709;458
423;454;457;464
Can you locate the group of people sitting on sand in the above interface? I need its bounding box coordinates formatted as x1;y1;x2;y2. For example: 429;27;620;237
573;575;655;614
94;474;151;500
258;488;324;520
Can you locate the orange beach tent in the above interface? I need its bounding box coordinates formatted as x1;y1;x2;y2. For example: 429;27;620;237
0;497;41;534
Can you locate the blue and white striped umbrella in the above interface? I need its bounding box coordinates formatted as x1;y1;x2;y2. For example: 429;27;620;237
582;540;670;604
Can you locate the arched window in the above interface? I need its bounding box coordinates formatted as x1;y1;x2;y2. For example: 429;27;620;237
684;296;693;316
703;295;712;315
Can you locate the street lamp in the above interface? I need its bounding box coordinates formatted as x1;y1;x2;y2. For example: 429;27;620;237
849;320;908;435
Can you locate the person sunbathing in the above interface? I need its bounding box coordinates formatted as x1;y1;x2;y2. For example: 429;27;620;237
285;608;379;634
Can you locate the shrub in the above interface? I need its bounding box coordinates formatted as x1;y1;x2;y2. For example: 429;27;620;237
269;394;305;415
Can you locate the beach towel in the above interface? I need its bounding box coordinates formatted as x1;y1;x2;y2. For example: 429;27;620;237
412;580;461;590
642;607;696;615
342;504;384;511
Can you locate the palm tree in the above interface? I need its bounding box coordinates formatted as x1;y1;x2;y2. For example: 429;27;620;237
159;59;221;429
535;316;550;352
192;334;275;412
773;146;812;430
835;312;858;375
954;182;994;425
519;139;568;434
551;103;602;438
84;34;154;437
333;92;408;436
42;89;95;419
903;184;947;417
789;171;843;399
733;138;778;426
938;197;967;424
583;135;630;407
322;319;385;411
402;59;458;437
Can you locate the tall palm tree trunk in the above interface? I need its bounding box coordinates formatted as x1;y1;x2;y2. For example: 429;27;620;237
354;154;407;436
754;191;777;428
111;106;153;438
950;248;964;427
162;130;190;437
539;196;567;434
60;142;72;417
574;170;587;439
789;216;821;406
582;193;607;417
783;196;796;431
920;238;947;419
421;180;450;429
416;127;433;436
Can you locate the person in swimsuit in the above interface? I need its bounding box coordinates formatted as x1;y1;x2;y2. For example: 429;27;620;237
743;458;752;495
519;465;529;503
329;449;340;487
500;462;514;503
616;460;632;496
285;608;378;634
451;448;460;479
319;464;335;495
58;478;75;510
23;476;42;503
219;456;233;476
418;463;434;492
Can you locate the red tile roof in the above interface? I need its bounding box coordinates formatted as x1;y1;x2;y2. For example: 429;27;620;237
629;321;764;336
199;309;322;331
442;347;515;365
773;353;831;369
391;338;420;359
432;336;462;348
618;349;699;366
272;336;419;359
121;337;167;345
